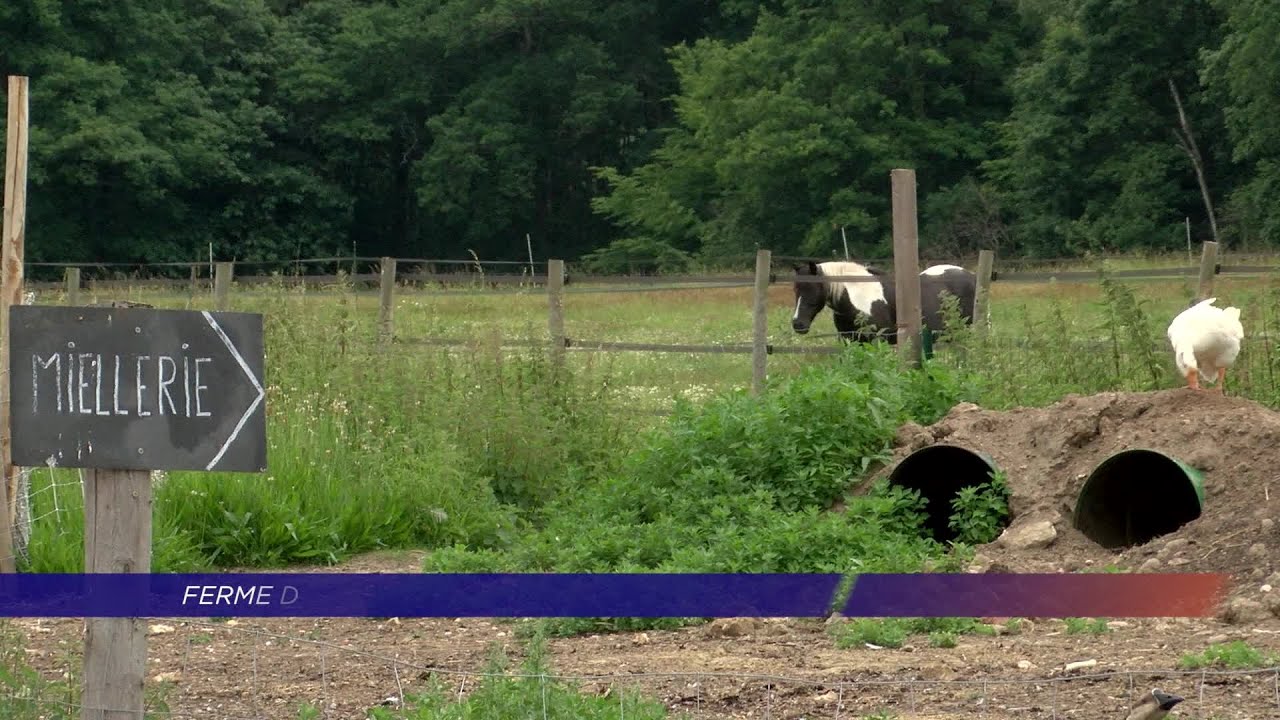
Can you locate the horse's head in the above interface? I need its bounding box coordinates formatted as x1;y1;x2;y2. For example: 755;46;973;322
791;261;827;334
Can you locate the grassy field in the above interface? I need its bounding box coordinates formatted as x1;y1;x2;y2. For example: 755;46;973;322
16;253;1280;581
8;254;1280;718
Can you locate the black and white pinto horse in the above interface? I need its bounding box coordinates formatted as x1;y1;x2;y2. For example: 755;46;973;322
790;261;978;348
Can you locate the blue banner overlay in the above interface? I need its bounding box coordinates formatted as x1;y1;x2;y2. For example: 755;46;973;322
0;572;1231;617
0;573;844;618
842;573;1231;618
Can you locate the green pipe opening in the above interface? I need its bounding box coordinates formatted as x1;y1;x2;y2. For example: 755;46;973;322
1072;449;1204;550
887;444;1006;543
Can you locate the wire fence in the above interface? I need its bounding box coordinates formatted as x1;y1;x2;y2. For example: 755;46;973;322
12;248;1280;444
3;617;1279;719
18;248;1280;289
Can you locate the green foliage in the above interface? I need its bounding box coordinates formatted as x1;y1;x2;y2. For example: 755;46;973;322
617;343;948;516
1063;617;1111;635
5;0;1280;262
0;621;173;719
426;342;974;634
20;284;635;571
577;237;695;274
344;635;684;720
986;0;1231;256
589;0;1028;260
1097;267;1167;388
922;270;1241;411
920;177;1012;257
832;617;998;650
1178;640;1280;670
948;470;1012;546
1201;0;1280;248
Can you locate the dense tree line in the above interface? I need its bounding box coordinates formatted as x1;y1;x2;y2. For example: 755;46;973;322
0;0;1275;271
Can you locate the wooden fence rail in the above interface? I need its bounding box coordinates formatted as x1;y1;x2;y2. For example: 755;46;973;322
26;253;1280;294
26;237;1276;394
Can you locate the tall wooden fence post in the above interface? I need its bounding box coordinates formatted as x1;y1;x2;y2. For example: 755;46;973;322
65;267;81;306
974;249;995;337
0;75;31;574
890;169;923;368
378;256;397;342
547;259;566;368
214;261;233;311
751;249;771;395
82;468;152;720
1197;241;1219;301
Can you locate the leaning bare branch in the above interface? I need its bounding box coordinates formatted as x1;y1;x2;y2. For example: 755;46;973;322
1168;78;1221;245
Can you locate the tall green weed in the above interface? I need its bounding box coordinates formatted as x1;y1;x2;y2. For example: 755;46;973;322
426;343;976;633
21;282;636;571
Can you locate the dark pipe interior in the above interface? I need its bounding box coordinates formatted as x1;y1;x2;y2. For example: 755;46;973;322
887;445;1007;543
1073;450;1202;550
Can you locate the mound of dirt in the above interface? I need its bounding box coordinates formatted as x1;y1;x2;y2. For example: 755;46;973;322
881;388;1280;621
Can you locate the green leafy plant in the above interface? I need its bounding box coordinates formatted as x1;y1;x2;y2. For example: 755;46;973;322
832;617;997;649
338;633;686;720
1063;617;1111;635
1179;641;1280;669
948;470;1012;545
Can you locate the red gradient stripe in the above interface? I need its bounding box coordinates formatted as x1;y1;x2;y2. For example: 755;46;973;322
842;573;1231;617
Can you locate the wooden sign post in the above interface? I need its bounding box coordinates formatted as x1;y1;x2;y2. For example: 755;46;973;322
1;75;30;574
8;304;267;719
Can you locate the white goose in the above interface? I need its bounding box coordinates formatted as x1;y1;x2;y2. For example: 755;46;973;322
1166;297;1244;392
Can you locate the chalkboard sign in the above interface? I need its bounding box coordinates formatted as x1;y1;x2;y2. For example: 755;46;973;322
8;305;267;473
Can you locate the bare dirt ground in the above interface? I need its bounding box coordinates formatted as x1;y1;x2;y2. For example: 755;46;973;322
13;389;1280;719
12;551;1280;720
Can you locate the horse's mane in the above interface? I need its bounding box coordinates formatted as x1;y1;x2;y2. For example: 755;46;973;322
817;261;892;281
817;261;880;276
815;261;884;304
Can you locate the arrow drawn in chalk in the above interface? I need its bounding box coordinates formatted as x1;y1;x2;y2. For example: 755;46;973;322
201;311;265;471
